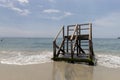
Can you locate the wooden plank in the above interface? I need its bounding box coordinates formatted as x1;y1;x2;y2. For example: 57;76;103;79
67;25;76;27
53;41;56;58
63;27;65;52
56;39;65;57
52;57;92;63
77;23;90;26
89;23;92;40
78;25;81;55
77;45;86;54
70;24;78;40
67;26;69;53
68;23;91;27
65;34;89;40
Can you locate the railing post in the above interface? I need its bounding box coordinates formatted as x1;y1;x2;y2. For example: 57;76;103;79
53;25;65;58
53;41;56;58
70;24;78;59
71;40;74;59
70;24;78;40
76;25;79;56
67;26;69;53
89;23;92;40
63;27;65;54
89;23;94;60
78;25;81;55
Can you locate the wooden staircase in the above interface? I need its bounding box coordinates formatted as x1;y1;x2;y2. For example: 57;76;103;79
53;23;96;65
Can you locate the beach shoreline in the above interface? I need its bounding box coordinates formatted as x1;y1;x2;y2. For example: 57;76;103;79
0;62;120;80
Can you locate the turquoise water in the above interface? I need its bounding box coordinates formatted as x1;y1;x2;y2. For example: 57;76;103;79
0;38;120;68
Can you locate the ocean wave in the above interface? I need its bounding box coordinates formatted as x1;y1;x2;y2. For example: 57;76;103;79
0;50;120;68
97;54;120;68
0;51;53;65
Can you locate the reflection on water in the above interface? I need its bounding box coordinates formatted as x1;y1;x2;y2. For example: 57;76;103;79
53;62;94;80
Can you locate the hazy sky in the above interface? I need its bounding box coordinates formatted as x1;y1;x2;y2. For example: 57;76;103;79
0;0;120;38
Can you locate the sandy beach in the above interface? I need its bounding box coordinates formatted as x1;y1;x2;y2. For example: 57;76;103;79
0;0;120;80
0;62;120;80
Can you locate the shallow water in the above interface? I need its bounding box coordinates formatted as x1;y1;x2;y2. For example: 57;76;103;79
0;38;120;68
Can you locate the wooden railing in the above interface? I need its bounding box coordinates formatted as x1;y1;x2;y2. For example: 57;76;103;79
69;24;79;58
53;26;64;42
53;26;65;58
70;24;78;40
53;23;94;59
68;23;93;58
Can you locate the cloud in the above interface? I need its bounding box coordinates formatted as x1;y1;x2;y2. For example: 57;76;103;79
48;0;55;3
17;0;29;4
0;0;30;16
12;7;30;16
42;9;73;20
43;9;60;13
64;12;73;16
94;12;120;27
51;12;73;20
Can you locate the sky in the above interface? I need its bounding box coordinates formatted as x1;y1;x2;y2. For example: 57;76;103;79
0;0;120;38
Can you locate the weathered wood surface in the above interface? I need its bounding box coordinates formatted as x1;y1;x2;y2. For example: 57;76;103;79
53;23;96;65
65;35;89;40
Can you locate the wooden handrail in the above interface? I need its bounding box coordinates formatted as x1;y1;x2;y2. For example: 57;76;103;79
56;38;65;57
54;26;64;41
67;23;91;27
70;24;78;40
77;23;91;26
72;35;78;51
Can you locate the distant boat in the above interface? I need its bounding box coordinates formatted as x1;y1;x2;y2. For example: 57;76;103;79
118;37;120;39
0;39;3;42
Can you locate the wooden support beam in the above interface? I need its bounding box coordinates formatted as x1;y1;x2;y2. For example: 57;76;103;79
56;39;65;57
67;26;69;53
52;23;96;65
89;23;92;40
63;27;65;53
53;41;56;58
70;24;78;40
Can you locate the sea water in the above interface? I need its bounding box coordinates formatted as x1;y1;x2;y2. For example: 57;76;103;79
0;38;120;68
0;38;53;65
93;38;120;68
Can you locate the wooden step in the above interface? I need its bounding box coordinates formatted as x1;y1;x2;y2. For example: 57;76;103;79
65;34;89;40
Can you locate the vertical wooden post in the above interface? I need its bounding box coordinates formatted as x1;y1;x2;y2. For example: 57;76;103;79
77;25;81;56
89;23;93;60
53;41;56;58
62;26;65;54
71;40;74;59
67;26;69;53
76;25;79;56
89;23;92;40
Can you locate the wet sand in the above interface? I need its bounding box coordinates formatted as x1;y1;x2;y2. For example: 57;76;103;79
0;62;120;80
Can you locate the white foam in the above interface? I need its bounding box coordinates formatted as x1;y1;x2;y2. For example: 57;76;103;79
97;54;120;68
1;51;120;68
0;51;53;65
